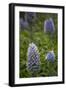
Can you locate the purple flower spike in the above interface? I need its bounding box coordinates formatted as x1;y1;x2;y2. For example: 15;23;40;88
25;12;36;23
45;50;55;62
44;18;55;34
20;18;29;29
27;43;40;72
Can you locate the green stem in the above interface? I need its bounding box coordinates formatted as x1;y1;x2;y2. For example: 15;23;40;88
50;34;54;49
30;23;33;43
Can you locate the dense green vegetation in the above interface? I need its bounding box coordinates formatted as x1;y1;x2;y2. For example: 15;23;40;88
19;13;58;78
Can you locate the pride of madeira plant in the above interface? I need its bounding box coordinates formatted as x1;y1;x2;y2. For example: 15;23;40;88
20;12;57;77
27;43;40;76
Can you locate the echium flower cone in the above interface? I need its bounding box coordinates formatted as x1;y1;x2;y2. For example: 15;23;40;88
27;43;40;73
25;12;36;23
45;50;55;62
44;18;55;34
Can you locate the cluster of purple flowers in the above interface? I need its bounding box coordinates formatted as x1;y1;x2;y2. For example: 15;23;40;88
25;12;36;23
20;12;55;35
27;43;40;72
27;43;55;73
20;12;36;29
20;18;29;29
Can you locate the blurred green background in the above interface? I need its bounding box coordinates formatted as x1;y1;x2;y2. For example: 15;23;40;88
19;12;58;78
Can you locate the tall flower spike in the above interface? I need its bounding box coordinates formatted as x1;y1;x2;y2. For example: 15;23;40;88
44;18;55;34
25;12;36;23
45;50;55;62
27;43;40;72
20;18;29;29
